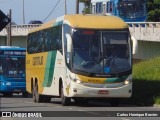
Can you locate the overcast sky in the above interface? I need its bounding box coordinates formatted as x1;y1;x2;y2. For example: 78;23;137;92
0;0;84;24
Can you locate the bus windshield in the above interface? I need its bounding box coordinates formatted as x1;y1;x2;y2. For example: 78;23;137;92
118;1;146;19
72;29;131;75
0;57;25;78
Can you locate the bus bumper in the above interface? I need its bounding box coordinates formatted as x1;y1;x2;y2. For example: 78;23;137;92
0;81;26;93
69;82;132;98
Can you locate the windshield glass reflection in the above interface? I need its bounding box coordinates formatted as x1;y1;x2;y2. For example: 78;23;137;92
72;29;131;75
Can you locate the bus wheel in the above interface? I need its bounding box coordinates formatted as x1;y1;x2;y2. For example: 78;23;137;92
22;92;28;98
61;85;71;106
32;86;36;102
33;84;43;103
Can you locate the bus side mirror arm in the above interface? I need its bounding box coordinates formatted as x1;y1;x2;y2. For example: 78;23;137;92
131;35;138;55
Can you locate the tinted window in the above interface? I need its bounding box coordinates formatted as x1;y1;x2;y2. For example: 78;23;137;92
27;25;62;54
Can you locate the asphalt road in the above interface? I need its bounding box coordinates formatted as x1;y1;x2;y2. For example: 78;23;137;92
0;94;159;120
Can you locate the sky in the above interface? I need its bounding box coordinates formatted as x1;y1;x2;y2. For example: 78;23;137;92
0;0;84;24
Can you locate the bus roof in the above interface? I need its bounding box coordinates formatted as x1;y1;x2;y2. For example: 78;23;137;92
0;46;26;50
29;14;128;33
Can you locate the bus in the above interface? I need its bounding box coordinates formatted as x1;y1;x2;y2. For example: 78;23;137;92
91;0;147;22
26;14;134;106
0;46;28;97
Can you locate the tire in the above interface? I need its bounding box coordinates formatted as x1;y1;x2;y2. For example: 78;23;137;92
32;86;36;102
33;84;43;103
61;84;71;106
22;92;28;98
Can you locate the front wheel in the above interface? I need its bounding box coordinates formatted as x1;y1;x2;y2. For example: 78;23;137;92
61;85;71;106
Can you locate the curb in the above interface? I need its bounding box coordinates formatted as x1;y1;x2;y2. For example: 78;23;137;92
153;104;160;107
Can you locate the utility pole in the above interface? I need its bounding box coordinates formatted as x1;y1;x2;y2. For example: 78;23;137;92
76;0;79;14
65;0;67;14
7;9;12;46
23;0;25;24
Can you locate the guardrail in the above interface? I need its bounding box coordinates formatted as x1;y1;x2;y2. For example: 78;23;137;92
127;22;160;42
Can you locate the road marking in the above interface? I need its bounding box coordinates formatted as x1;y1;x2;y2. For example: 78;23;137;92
121;118;130;120
77;109;84;111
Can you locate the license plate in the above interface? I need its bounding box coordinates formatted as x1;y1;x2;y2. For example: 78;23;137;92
14;89;21;92
98;90;109;95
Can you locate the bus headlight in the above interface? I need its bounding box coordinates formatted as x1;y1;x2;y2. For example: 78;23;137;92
124;80;130;85
124;75;132;85
76;80;82;84
0;81;5;85
69;75;83;84
6;82;11;86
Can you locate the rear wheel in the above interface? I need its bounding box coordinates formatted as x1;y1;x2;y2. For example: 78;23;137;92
61;84;71;106
32;83;43;103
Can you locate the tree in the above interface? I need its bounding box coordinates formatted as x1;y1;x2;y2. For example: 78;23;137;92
147;0;160;21
79;0;91;14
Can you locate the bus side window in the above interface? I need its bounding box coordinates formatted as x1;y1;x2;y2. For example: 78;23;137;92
110;1;113;13
99;2;103;14
56;26;63;54
96;2;99;14
106;1;113;13
45;28;52;51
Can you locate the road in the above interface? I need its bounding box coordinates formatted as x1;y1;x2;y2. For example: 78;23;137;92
0;94;159;120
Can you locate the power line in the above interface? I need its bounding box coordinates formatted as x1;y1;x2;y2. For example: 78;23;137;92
43;0;61;22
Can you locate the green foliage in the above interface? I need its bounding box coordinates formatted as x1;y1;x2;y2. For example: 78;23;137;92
131;57;160;105
154;97;160;104
133;57;160;81
147;0;160;21
79;0;91;14
147;9;160;22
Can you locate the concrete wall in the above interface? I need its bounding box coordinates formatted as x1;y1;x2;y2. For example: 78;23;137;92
135;41;160;60
128;22;160;42
0;37;6;45
0;36;27;48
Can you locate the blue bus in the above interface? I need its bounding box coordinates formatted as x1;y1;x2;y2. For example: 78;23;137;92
0;46;28;97
91;0;147;22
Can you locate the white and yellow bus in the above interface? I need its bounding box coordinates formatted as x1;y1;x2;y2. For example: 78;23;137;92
26;14;133;106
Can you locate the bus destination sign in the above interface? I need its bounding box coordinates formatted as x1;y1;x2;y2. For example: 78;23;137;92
0;50;26;56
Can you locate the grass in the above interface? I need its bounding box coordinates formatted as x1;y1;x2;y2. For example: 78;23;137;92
133;57;160;81
131;56;160;105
